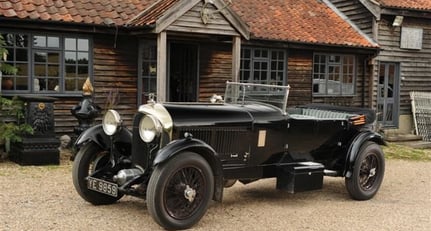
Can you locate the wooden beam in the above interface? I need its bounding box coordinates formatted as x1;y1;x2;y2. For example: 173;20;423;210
157;31;167;102
359;0;381;20
213;0;250;40
155;0;200;33
232;36;241;82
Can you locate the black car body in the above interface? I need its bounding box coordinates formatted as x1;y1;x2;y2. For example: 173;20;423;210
72;82;385;230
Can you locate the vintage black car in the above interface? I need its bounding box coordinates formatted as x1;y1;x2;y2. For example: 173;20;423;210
72;82;385;230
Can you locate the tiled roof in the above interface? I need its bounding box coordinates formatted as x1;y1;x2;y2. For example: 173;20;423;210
0;0;377;48
231;0;377;48
127;0;180;26
0;0;157;25
377;0;431;11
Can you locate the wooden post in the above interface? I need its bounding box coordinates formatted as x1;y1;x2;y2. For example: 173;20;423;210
232;36;241;82
157;31;167;102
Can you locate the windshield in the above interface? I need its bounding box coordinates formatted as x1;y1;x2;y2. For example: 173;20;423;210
224;82;290;112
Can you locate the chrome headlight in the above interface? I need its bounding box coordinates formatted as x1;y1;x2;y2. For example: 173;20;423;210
139;115;162;143
102;110;122;136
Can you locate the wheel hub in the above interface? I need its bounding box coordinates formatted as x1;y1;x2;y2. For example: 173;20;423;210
184;185;196;203
369;168;376;177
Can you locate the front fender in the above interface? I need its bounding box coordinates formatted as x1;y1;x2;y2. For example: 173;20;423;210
154;137;224;201
74;124;132;151
344;131;385;177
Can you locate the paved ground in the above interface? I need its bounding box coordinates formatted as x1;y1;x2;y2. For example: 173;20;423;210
0;158;430;230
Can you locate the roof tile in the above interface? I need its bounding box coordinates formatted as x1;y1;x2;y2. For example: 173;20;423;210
47;6;58;14
54;0;64;8
12;2;24;11
377;0;431;11
72;14;83;23
50;13;62;21
22;3;36;12
39;11;51;20
28;11;40;19
2;8;17;17
16;10;28;18
0;1;13;9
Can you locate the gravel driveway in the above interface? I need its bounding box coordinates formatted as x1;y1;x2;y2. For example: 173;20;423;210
0;158;430;231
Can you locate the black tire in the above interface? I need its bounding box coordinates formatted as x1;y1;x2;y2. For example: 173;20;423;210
72;142;123;205
146;152;214;230
345;141;385;200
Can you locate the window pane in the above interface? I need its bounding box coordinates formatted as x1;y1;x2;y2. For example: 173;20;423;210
48;78;59;91
16;49;28;61
78;66;88;76
47;36;60;48
16;63;28;75
65;78;76;91
34;64;46;76
254;49;261;58
34;36;46;47
16;77;28;90
78;39;89;51
243;48;251;58
65;51;76;64
48;52;59;63
65;38;76;50
243;60;250;69
65;65;76;74
48;65;59;77
77;52;88;64
34;52;47;62
5;48;14;61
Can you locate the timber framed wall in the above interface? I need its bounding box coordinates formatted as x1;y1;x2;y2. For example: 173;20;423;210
376;16;431;116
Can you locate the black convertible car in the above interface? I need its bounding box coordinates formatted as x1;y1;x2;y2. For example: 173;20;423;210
72;81;385;230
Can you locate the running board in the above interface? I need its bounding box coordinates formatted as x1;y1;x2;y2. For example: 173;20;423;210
323;169;340;177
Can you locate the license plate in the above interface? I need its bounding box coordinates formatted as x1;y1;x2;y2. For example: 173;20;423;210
87;177;118;197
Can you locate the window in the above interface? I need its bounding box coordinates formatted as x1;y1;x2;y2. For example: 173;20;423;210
1;33;29;91
1;31;91;94
64;38;89;92
240;47;286;86
313;54;355;96
400;27;423;50
139;40;157;104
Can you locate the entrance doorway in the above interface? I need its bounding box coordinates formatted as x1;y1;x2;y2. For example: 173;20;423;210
377;62;399;127
169;43;198;102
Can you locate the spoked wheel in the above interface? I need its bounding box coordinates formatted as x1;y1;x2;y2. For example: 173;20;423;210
346;141;385;200
72;142;123;205
147;152;214;230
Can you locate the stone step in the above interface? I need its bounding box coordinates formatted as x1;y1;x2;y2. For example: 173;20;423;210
394;141;431;149
385;133;423;142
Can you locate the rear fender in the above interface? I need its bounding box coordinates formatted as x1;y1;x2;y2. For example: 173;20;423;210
344;131;385;178
74;124;132;152
154;137;224;202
